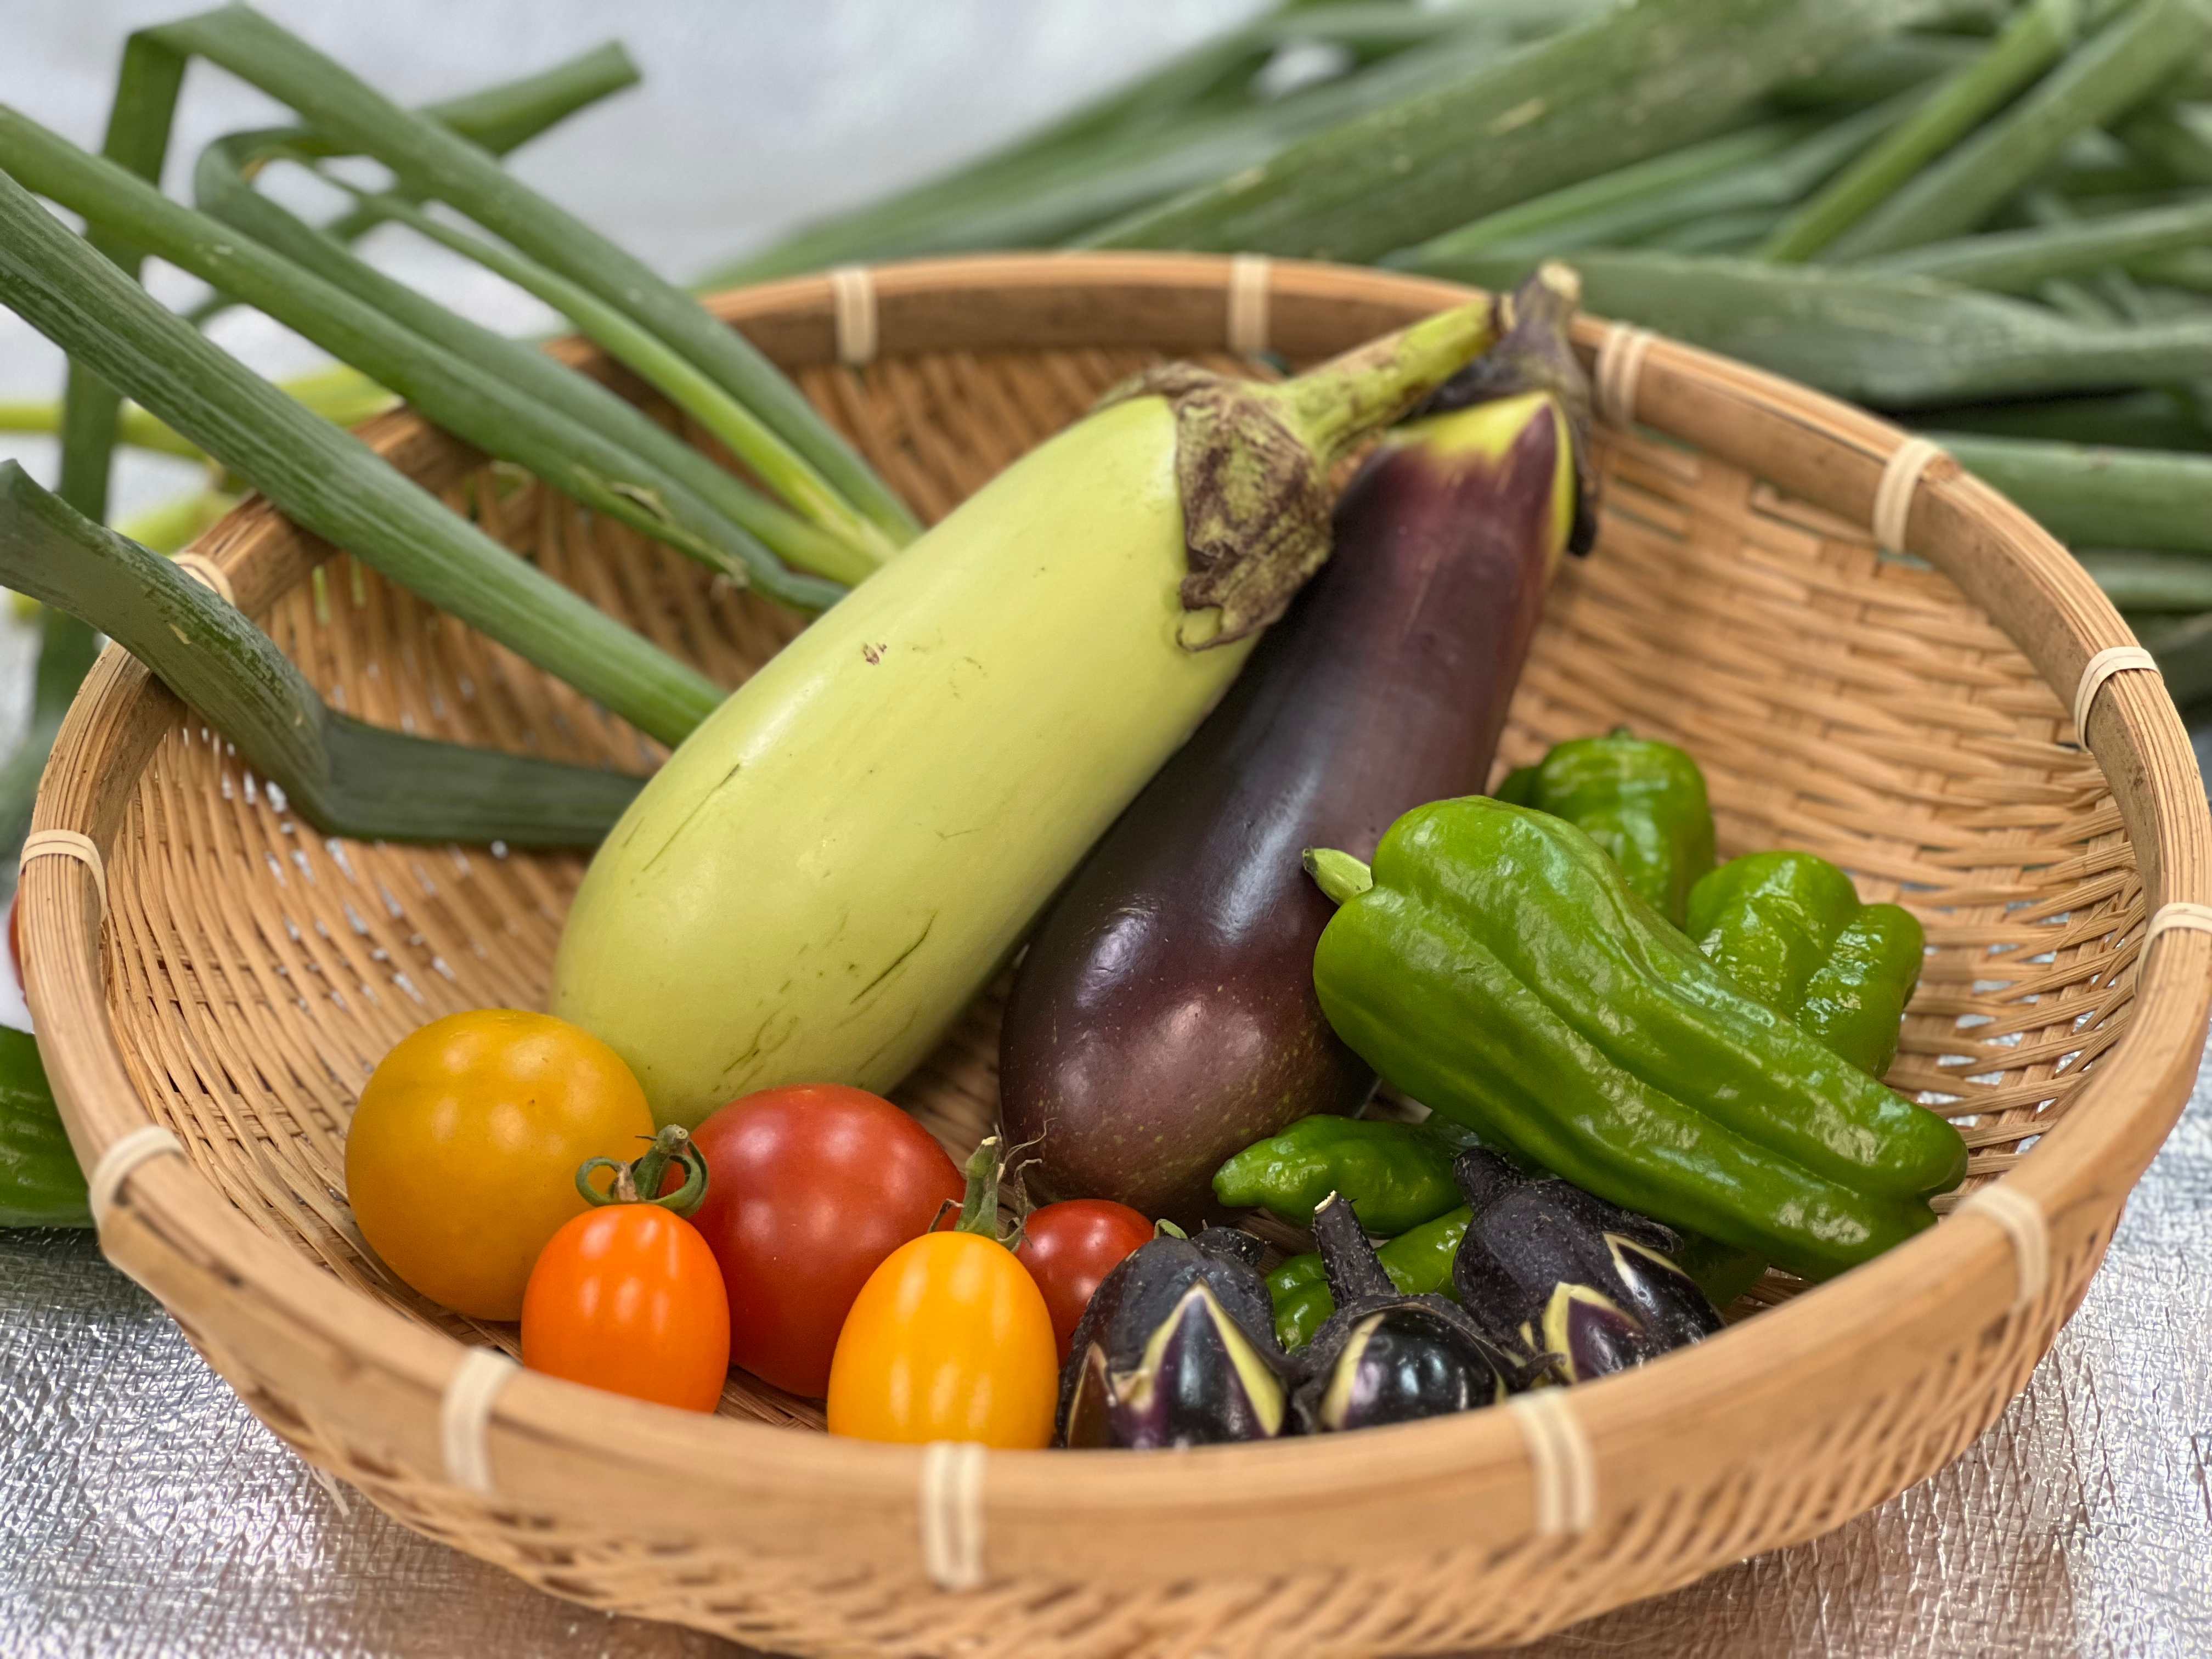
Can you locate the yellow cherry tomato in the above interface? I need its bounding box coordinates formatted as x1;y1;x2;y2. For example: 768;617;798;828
346;1009;653;1319
826;1229;1058;1448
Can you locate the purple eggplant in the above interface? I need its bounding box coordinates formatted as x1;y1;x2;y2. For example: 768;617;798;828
1000;267;1595;1220
1058;1225;1296;1449
1291;1193;1541;1434
1451;1148;1724;1384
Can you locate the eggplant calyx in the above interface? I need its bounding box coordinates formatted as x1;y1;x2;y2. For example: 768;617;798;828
1414;262;1600;557
1096;299;1498;650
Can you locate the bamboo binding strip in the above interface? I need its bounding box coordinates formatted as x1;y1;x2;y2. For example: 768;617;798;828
19;828;106;910
2075;645;2160;738
24;253;2212;1659
85;1124;183;1228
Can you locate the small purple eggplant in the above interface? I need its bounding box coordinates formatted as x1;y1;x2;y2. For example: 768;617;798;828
1291;1193;1541;1434
1058;1226;1297;1449
1450;1148;1723;1385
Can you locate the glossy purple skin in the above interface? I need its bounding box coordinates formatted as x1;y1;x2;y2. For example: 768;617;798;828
1000;410;1567;1221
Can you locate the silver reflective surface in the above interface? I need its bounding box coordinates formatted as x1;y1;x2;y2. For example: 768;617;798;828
5;1058;2207;1657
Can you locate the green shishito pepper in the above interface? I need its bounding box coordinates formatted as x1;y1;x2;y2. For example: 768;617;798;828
1497;730;1714;927
1304;799;1967;1282
1268;1204;1472;1351
1213;1115;1462;1235
1687;851;1925;1080
0;1026;89;1228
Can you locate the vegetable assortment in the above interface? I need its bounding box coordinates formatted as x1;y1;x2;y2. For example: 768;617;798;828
997;267;1590;1220
0;10;1996;1457
552;294;1499;1128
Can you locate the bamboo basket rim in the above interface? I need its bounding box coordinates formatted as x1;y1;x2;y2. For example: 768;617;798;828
21;251;2212;1582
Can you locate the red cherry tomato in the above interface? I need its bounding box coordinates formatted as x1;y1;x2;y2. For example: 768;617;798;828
682;1085;962;1398
1015;1199;1155;1361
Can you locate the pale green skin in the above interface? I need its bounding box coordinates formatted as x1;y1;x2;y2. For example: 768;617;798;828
553;396;1255;1127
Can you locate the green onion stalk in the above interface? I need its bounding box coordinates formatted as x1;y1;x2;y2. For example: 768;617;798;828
1408;247;2212;408
1815;0;2212;261
108;5;916;553
1086;0;1921;261
1759;0;2084;262
0;110;857;605
0;162;720;749
0;463;640;847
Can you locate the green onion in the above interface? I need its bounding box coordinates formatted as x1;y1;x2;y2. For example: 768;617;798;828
1928;432;2212;554
2074;548;2212;612
1398;96;1919;266
1821;0;2212;261
1085;0;1918;262
1386;121;1818;261
0;109;854;605
1865;194;2212;290
1759;0;2081;262
119;6;916;550
324;183;889;573
188;133;868;589
1770;33;1982;109
0;164;718;748
1;364;392;462
187;41;640;330
56;42;633;532
699;2;1612;286
2113;100;2212;187
1909;389;2209;448
2146;610;2212;706
1412;247;2212;407
0;464;639;847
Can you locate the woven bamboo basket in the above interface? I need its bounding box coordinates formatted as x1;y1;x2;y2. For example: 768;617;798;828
22;253;2212;1656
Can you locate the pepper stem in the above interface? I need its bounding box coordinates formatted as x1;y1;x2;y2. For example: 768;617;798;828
1303;848;1374;907
575;1124;708;1216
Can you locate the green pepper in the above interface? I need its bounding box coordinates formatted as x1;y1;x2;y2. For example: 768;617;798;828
1305;799;1967;1282
1497;730;1714;926
1213;1115;1462;1235
1686;851;1925;1080
0;1026;89;1228
1267;1204;1472;1350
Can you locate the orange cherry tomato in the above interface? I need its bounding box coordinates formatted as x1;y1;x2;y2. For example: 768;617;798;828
346;1009;653;1320
826;1142;1057;1448
522;1128;730;1413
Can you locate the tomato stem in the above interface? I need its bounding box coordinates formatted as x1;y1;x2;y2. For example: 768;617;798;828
951;1136;1011;1242
577;1124;708;1216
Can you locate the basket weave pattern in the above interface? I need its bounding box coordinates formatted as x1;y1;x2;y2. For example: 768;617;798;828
25;256;2211;1657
